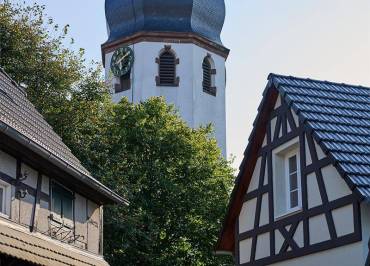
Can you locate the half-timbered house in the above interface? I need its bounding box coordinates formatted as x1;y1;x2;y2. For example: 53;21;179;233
216;74;370;265
0;68;128;265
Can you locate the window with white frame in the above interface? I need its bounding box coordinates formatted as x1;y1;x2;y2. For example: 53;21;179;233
0;181;11;217
285;152;301;210
273;138;302;219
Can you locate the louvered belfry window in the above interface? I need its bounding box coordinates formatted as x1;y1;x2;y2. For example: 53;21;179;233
203;58;212;92
202;56;216;96
156;46;179;86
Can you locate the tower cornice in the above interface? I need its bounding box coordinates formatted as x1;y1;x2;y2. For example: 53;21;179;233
101;31;230;66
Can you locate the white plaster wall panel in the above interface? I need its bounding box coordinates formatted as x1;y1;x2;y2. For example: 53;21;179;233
259;193;269;227
0;150;16;178
87;200;100;254
19;194;34;226
305;135;312;166
239;238;252;264
263;163;268;186
288;109;297;129
278;124;283;138
21;163;38;189
309;213;330;245
292;109;299;127
107;42;227;156
247;156;262;193
270;117;277;142
10;186;19;223
262;134;267;147
239;198;257;233
36;200;50;234
332;205;354;237
287;118;291;133
270;242;363;266
275;230;284;254
321;165;352;202
293;221;304;248
285;224;291;231
307;172;322;209
255;232;270;260
75;193;88;250
361;203;370;263
41;175;49;195
274;95;281;109
314;139;326;160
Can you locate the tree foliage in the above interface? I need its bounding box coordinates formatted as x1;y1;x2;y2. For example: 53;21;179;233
0;1;234;265
103;98;234;265
0;0;111;173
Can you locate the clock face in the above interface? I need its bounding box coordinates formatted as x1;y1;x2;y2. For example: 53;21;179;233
111;46;135;77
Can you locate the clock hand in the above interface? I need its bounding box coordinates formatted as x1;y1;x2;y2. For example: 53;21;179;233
117;52;130;64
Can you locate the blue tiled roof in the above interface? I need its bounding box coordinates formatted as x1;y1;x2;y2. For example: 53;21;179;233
104;0;226;45
270;74;370;200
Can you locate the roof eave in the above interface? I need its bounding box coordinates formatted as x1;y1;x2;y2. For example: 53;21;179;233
0;121;129;206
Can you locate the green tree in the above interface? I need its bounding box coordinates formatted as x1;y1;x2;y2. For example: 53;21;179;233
0;0;112;175
103;98;234;265
0;1;234;265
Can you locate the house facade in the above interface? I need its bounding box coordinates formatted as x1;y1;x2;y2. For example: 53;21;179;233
0;68;127;265
216;74;370;265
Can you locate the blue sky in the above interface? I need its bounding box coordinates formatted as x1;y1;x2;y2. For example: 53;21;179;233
24;0;370;168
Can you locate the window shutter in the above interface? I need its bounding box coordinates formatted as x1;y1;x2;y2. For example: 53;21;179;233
159;51;176;85
202;57;216;96
202;58;212;92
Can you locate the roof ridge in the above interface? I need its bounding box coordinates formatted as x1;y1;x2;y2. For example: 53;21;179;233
268;73;370;91
0;67;27;96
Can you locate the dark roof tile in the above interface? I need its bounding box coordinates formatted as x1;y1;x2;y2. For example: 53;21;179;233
270;73;370;199
0;68;126;204
0;70;88;175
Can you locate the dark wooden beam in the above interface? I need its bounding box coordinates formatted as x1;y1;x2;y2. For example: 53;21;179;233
279;221;300;253
244;186;269;202
0;133;105;205
239;195;355;241
30;172;42;232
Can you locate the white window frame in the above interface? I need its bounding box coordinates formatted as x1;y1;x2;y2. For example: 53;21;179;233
273;137;302;220
0;180;11;218
284;150;302;213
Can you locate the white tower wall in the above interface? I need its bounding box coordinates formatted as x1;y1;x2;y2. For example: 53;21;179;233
105;42;227;156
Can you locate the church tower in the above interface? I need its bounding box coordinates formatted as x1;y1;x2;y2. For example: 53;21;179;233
102;0;229;156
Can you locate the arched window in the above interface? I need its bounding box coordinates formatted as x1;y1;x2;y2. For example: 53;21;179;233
156;45;179;86
202;55;216;96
